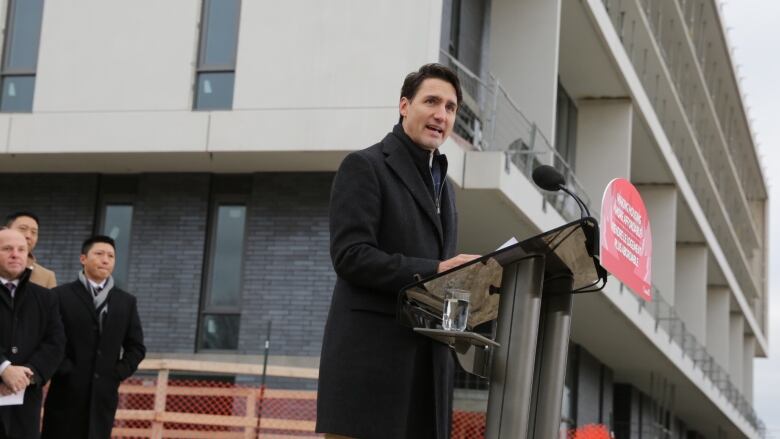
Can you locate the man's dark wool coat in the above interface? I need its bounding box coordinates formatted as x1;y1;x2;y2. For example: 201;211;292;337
316;124;458;439
0;269;65;439
41;279;145;439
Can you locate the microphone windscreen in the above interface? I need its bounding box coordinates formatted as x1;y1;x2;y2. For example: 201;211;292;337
532;165;565;191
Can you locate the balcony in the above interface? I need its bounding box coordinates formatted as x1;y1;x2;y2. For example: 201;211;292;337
440;46;765;436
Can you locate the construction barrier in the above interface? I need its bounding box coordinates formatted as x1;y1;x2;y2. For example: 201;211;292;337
109;359;490;439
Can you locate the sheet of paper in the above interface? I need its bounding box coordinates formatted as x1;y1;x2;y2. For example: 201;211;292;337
497;237;518;251
0;388;24;406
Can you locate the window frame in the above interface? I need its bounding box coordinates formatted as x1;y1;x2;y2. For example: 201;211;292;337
193;0;242;110
97;203;135;290
0;0;45;112
196;192;249;352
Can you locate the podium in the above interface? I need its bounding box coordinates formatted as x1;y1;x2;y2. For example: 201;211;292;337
397;217;606;439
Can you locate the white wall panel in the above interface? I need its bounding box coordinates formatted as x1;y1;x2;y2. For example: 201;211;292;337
34;0;200;112
233;0;443;110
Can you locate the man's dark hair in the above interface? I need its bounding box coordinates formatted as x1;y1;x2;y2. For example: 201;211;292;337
81;235;116;255
5;211;40;227
399;63;463;122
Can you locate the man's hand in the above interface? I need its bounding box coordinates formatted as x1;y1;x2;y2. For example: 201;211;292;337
0;365;33;393
0;383;14;396
438;254;481;273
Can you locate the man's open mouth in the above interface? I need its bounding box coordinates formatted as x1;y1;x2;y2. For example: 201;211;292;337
426;125;443;135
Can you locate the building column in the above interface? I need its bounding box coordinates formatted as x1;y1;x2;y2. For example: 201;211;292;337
674;244;708;345
574;99;633;211
636;185;676;304
743;335;755;402
489;0;561;144
729;314;744;392
706;286;730;371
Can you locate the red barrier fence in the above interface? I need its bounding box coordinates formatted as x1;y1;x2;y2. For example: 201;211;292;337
107;359;610;438
109;359;490;439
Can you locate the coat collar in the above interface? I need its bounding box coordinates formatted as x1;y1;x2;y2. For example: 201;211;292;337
382;127;444;247
0;268;31;310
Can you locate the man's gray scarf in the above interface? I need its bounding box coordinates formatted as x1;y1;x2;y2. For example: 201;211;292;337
78;271;114;332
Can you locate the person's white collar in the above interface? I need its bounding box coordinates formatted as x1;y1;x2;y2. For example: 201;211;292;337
87;278;108;290
0;276;19;287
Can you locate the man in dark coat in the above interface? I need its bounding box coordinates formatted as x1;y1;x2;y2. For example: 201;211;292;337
0;229;65;439
41;235;145;439
316;64;479;439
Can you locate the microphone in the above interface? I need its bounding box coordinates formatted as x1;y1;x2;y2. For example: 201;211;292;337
532;165;591;218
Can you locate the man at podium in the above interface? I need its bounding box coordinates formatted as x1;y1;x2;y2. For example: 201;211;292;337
316;64;479;439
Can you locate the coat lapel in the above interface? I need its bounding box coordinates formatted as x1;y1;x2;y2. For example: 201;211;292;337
382;134;444;247
0;287;11;310
439;179;457;258
73;282;99;323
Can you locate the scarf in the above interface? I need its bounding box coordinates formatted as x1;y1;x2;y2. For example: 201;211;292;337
78;271;114;333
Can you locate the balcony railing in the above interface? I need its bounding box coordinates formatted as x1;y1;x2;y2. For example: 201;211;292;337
440;50;590;222
440;47;766;437
631;283;765;436
600;0;765;314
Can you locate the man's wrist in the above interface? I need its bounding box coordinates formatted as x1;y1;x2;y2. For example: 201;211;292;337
0;360;10;375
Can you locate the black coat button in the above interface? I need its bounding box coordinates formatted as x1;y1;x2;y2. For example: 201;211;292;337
94;373;99;379
10;346;17;354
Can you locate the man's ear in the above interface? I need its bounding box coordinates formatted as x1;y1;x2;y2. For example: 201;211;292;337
79;254;87;267
399;97;409;119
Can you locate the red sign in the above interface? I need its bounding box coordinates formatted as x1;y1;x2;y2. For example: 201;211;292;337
600;178;652;300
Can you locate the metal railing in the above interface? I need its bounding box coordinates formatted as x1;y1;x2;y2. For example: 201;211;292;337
632;283;766;436
440;51;591;222
601;0;766;317
439;47;765;437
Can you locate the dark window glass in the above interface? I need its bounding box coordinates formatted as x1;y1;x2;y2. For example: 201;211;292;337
201;0;241;67
555;83;578;172
3;0;44;71
206;205;245;308
194;0;241;110
199;314;240;350
103;205;133;289
194;72;235;110
0;75;35;112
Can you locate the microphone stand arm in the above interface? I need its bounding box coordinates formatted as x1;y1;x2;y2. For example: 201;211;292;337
559;185;591;218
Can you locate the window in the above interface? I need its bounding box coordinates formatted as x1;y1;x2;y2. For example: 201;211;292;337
439;0;491;146
554;83;578;175
194;0;241;110
0;0;44;112
102;205;134;290
550;83;581;220
197;203;247;350
560;345;578;435
439;0;490;75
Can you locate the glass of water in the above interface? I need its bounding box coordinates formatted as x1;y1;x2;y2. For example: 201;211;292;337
442;289;471;331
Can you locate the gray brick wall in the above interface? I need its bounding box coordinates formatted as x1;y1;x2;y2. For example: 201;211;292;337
0;174;98;281
127;174;210;353
1;172;337;358
238;173;335;357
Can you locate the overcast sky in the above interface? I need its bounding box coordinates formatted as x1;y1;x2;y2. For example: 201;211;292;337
719;1;780;436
